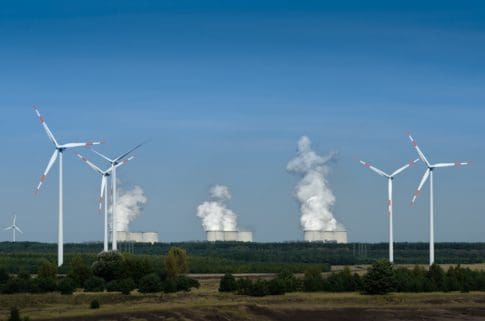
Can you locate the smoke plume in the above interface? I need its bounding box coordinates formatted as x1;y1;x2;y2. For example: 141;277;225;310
287;136;343;232
197;185;238;231
111;185;148;232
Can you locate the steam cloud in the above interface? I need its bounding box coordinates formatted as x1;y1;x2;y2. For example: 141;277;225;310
197;185;238;231
287;136;343;232
111;185;148;232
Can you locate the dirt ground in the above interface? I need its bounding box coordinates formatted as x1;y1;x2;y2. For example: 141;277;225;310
44;306;485;321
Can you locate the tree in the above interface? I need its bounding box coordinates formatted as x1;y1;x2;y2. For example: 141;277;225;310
69;256;92;287
37;260;57;279
0;266;9;284
165;247;188;278
250;280;269;297
138;273;162;293
219;273;237;292
117;278;136;295
303;266;323;292
57;277;76;295
7;307;21;321
267;278;286;295
84;276;105;292
91;251;127;282
427;264;446;291
363;260;394;295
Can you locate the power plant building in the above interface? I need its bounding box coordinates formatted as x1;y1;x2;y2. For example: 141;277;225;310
206;230;253;242
304;230;348;244
115;231;159;244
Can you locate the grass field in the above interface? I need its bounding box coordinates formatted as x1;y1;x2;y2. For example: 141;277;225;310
2;278;485;321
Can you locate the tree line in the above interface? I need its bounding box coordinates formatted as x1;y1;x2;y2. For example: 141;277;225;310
219;260;485;296
0;247;199;295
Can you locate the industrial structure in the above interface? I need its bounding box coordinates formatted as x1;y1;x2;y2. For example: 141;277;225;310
304;229;348;243
206;230;253;242
115;231;159;244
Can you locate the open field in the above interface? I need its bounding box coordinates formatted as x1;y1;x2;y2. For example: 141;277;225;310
2;279;485;321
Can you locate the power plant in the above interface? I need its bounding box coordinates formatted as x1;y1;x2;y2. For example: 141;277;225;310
115;231;159;244
304;229;348;243
206;230;253;242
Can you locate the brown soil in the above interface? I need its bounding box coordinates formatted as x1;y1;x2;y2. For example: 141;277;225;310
43;305;485;321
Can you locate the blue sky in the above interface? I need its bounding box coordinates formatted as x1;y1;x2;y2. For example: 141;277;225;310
1;1;484;243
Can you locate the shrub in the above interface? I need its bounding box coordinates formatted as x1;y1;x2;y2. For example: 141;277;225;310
69;256;92;287
236;278;253;295
7;307;21;321
275;269;300;292
0;267;10;284
250;279;269;297
165;247;188;278
84;276;105;292
363;260;394;295
219;273;237;292
2;279;21;294
138;273;162;293
91;251;127;282
117;278;136;295
36;277;57;293
90;299;100;309
267;278;286;295
162;278;177;293
37;260;57;279
57;277;76;295
303;267;323;292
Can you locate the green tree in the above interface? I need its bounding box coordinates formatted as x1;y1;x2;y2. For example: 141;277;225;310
37;260;57;279
427;264;446;291
363;260;394;295
91;251;127;282
138;273;162;293
57;277;76;295
69;256;92;287
165;247;188;278
84;276;105;292
303;266;323;292
0;266;10;284
219;273;237;292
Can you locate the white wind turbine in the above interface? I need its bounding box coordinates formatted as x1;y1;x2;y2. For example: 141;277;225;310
76;153;135;252
33;106;104;266
359;158;419;263
91;142;145;251
3;215;23;242
408;133;469;265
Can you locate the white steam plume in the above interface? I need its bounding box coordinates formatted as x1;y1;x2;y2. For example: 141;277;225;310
111;185;148;232
287;136;343;232
197;185;238;231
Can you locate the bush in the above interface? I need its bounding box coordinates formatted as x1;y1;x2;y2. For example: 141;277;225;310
165;247;188;278
250;279;269;297
37;260;57;279
69;256;92;287
303;267;323;292
7;307;21;321
219;273;237;292
36;277;57;293
57;277;76;295
267;278;286;295
275;269;300;292
236;278;253;295
2;279;21;294
363;260;394;295
90;299;100;309
91;251;127;282
84;276;105;292
117;278;136;295
0;267;10;284
138;273;162;293
162;278;177;293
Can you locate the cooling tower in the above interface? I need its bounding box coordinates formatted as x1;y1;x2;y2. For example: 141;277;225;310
115;231;159;244
206;230;253;242
304;230;348;244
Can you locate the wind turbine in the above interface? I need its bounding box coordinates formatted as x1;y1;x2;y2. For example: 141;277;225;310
91;142;145;251
33;106;104;266
359;158;419;263
408;133;469;265
3;215;23;242
76;153;135;252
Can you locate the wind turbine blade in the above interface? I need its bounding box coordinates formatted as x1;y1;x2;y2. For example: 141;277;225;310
359;160;389;177
433;162;469;168
91;149;114;163
408;133;431;167
35;149;59;193
3;226;13;231
114;156;135;169
77;154;104;175
33;105;58;146
15;227;23;234
391;158;420;177
114;142;146;163
60;141;104;149
13;215;16;226
412;169;431;204
99;176;107;212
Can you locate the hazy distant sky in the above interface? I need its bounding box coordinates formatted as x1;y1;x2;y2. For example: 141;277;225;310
1;1;484;243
